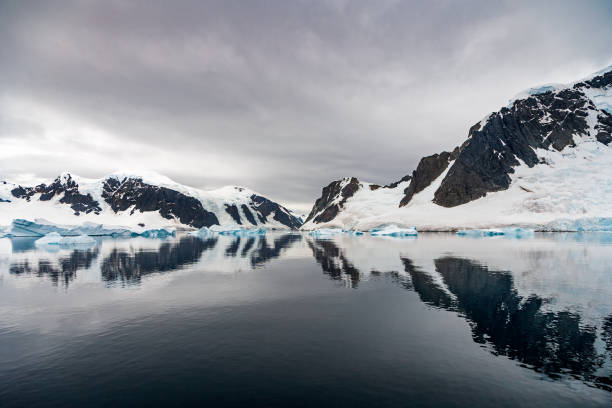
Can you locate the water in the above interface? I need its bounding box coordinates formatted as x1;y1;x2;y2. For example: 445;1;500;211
0;232;611;407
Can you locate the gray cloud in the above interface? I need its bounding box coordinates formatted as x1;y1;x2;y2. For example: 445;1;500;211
1;0;611;211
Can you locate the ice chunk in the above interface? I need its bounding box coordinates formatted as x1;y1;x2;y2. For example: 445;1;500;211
456;228;534;238
502;227;535;238
456;229;505;237
343;229;364;235
189;226;212;237
217;228;267;236
8;219;66;237
309;228;344;236
133;228;176;238
35;232;96;246
6;219;131;237
369;225;418;237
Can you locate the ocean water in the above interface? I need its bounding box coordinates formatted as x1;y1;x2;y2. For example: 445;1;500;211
0;232;610;407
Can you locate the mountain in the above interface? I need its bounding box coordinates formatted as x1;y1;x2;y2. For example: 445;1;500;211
0;172;302;232
302;66;612;231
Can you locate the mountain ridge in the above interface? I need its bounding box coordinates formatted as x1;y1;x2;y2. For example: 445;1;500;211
302;65;612;231
0;172;303;231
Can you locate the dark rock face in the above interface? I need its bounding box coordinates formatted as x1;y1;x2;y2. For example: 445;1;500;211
241;204;257;225
11;175;102;215
303;177;360;224
434;74;612;207
224;204;242;225
400;148;458;207
101;177;220;228
250;194;302;230
384;175;412;189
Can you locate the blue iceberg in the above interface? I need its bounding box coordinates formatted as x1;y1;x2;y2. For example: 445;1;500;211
369;225;418;237
456;228;534;238
133;228;176;238
309;228;344;236
35;232;96;247
5;219;132;237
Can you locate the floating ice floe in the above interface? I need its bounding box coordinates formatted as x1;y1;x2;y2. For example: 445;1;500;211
456;228;534;238
343;229;364;235
217;228;267;236
190;226;268;236
35;232;96;246
369;225;418;237
309;228;345;236
133;228;176;238
5;219;132;237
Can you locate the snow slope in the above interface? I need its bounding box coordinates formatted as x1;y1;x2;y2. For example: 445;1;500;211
303;138;612;231
0;172;302;234
302;66;612;231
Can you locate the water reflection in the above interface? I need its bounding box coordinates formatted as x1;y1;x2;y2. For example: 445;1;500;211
101;236;218;284
422;257;608;390
9;247;99;287
1;232;611;392
306;236;611;391
308;239;361;287
5;233;304;287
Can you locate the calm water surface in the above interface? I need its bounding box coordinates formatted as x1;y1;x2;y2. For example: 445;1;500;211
0;232;611;407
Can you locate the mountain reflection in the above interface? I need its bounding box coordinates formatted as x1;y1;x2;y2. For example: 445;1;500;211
307;240;611;390
101;236;218;284
308;239;362;287
249;234;302;267
411;257;609;390
9;248;99;287
5;233;303;287
3;233;611;390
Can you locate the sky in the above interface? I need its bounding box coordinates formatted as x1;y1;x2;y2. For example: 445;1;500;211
1;0;611;212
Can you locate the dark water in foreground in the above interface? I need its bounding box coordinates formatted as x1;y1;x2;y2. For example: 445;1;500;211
0;232;611;407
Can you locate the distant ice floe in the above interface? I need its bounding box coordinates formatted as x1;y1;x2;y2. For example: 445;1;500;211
1;219;176;239
3;219;131;237
35;232;96;247
456;228;535;238
134;228;176;238
369;225;418;237
308;225;418;238
309;228;345;236
190;226;268;236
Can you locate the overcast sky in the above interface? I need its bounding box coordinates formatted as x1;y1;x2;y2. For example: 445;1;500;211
1;0;611;211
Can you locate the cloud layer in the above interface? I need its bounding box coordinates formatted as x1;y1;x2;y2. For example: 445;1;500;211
1;0;611;210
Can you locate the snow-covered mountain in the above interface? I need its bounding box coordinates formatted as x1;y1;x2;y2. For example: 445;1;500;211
0;171;302;233
302;66;612;231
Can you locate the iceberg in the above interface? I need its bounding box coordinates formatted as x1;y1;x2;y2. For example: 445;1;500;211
133;228;176;238
369;225;418;237
189;226;212;237
309;228;345;236
216;228;267;236
456;229;505;237
456;228;534;238
5;219;132;237
35;232;96;246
